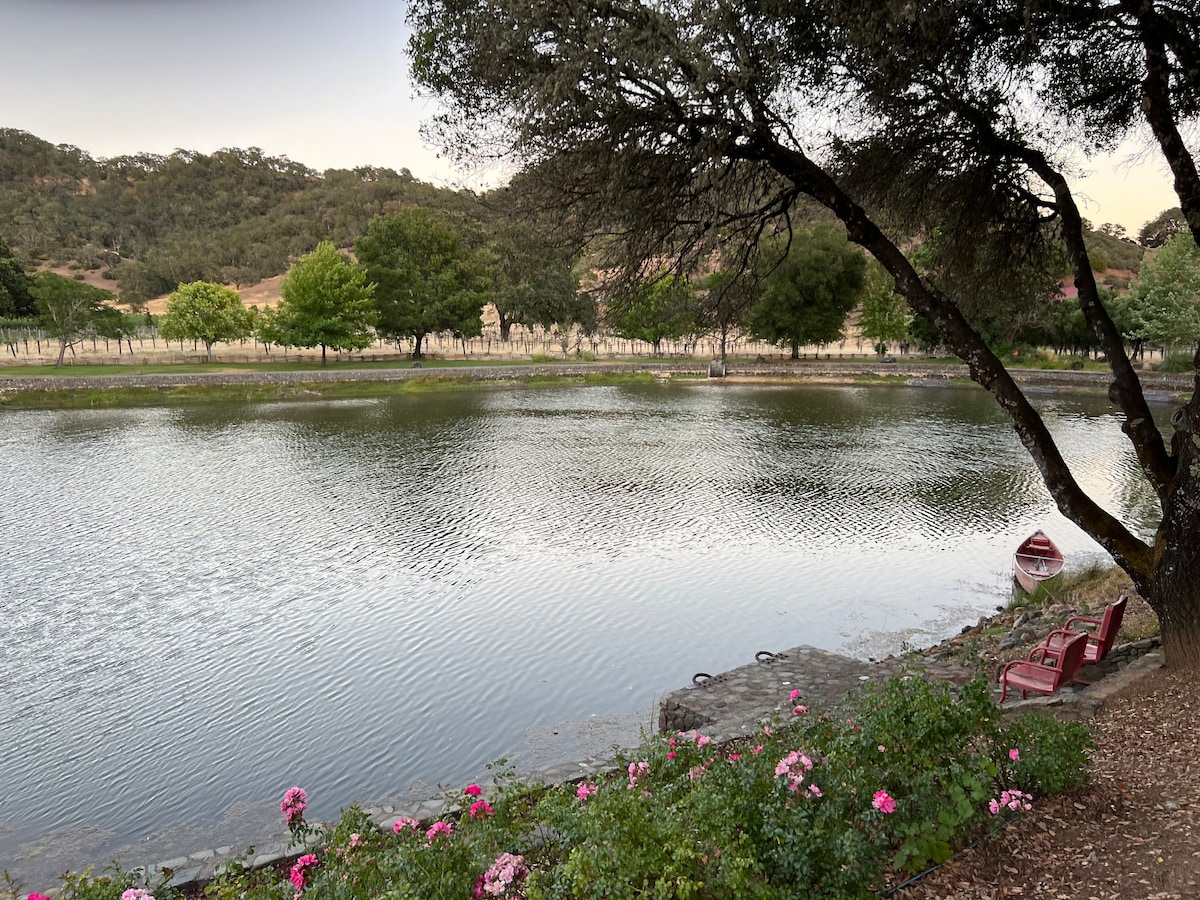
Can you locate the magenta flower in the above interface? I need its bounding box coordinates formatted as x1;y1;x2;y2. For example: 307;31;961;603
281;786;308;825
872;790;896;814
694;734;712;747
289;853;319;891
464;784;483;796
28;894;53;900
789;688;802;701
1009;748;1021;762
426;820;454;842
121;891;155;900
393;816;420;834
667;750;676;759
792;705;809;715
469;799;494;819
576;781;597;800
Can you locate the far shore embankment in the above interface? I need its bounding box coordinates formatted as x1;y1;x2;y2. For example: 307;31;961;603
0;359;1193;400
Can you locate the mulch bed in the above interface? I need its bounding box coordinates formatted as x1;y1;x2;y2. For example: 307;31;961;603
895;664;1200;899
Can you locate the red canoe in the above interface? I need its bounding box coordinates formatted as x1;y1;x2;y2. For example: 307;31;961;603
1013;530;1065;593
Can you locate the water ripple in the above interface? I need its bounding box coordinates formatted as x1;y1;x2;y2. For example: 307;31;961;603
0;382;1165;861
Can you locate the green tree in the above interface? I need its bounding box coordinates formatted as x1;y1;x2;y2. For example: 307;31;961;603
264;241;376;364
608;273;699;356
355;208;487;358
857;261;913;357
746;228;866;359
157;280;255;362
31;271;116;367
1138;207;1189;249
0;237;36;318
408;0;1200;667
484;222;581;341
1127;232;1200;355
699;267;758;360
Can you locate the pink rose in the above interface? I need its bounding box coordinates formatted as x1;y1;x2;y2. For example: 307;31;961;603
464;784;483;796
872;790;896;814
281;786;308;824
1009;748;1020;762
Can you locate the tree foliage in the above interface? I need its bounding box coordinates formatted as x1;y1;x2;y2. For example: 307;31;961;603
1127;232;1200;353
355;208;487;358
607;273;699;355
408;0;1200;666
481;218;583;342
263;242;376;364
158;281;256;362
746;227;866;358
31;271;117;367
858;261;913;356
1138;207;1190;248
0;236;36;318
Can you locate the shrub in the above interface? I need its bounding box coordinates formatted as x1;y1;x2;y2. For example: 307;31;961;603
1156;352;1195;373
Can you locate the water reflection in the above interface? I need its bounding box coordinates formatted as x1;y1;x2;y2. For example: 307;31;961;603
0;381;1167;871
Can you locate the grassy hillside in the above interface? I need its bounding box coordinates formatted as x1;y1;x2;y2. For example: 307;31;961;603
0;128;483;303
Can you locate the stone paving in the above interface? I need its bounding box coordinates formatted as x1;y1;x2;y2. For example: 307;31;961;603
657;645;976;738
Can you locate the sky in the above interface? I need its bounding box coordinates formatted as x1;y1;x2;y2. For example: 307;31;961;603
0;0;1185;235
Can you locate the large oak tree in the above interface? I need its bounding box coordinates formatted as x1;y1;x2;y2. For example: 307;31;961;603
409;0;1200;667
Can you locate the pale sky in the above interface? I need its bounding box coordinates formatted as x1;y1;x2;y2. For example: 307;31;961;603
0;0;1185;235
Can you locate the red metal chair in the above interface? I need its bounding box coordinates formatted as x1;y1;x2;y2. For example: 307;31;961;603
999;631;1088;703
1038;594;1128;667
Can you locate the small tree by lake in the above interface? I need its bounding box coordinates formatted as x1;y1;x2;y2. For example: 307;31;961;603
262;242;376;365
158;281;255;362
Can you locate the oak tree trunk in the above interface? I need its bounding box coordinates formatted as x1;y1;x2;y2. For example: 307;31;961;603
1150;403;1200;671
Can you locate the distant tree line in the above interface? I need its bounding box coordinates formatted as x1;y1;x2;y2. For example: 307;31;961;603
1;128;1193;366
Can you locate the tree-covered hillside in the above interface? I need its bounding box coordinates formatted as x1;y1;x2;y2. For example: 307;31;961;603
0;128;483;302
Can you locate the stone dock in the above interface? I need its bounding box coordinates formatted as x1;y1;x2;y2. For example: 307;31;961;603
658;645;976;736
9;637;1162;894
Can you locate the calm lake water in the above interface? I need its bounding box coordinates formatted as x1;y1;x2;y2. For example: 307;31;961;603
0;380;1163;873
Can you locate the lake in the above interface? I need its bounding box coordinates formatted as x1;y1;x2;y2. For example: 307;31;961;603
0;380;1163;874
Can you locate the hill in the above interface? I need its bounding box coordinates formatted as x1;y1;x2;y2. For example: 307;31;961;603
0;128;483;304
0;127;1147;322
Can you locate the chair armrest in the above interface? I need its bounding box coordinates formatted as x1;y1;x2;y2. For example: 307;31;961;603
1029;629;1075;665
1026;645;1054;665
1000;658;1027;678
1063;615;1100;631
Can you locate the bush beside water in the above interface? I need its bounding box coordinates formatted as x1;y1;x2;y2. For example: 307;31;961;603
7;675;1093;900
